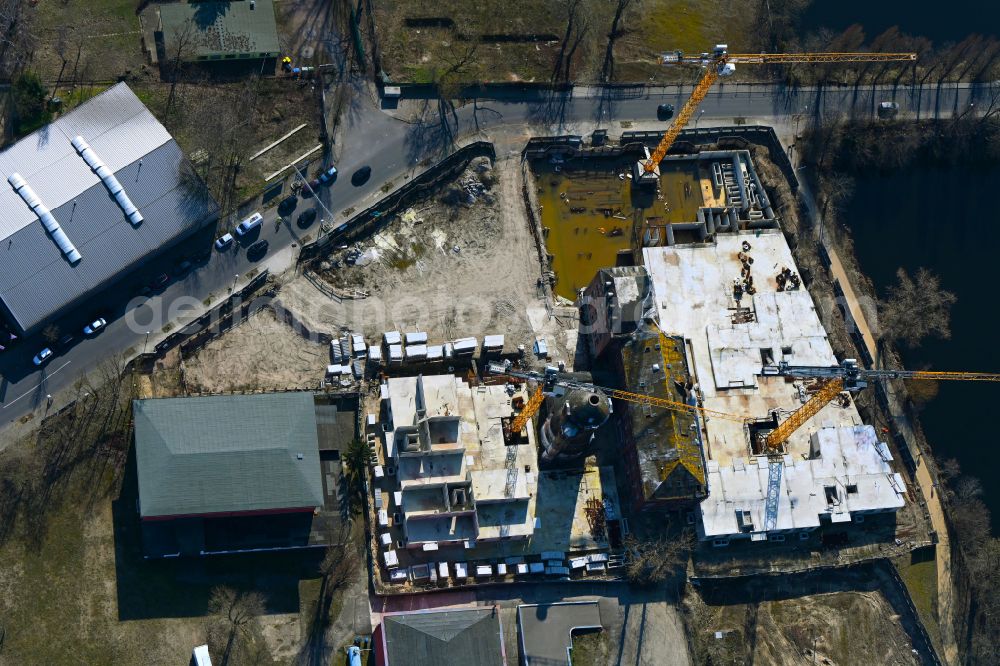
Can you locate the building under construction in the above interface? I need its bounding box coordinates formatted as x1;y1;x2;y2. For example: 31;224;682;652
371;373;623;586
640;232;907;544
530;146;778;301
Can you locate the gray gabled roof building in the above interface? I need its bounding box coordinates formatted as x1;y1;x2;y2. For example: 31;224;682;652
0;83;218;335
159;0;281;62
380;608;506;666
133;393;325;519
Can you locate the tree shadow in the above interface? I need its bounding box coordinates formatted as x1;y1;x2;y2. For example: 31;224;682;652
113;444;320;620
524;90;573;131
192;3;230;29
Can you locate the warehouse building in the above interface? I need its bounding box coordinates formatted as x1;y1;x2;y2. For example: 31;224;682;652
0;83;218;336
133;392;351;558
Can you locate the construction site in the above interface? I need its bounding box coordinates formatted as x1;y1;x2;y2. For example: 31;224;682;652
534;148;777;300
165;123;931;594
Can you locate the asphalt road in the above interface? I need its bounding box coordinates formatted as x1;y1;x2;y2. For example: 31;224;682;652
0;79;990;436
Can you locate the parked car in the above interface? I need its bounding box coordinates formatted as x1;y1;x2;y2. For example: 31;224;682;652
174;260;193;277
247;239;269;260
234;212;264;238
351;166;372;186
319;166;338;184
278;195;298;215
83;317;107;335
215;233;234;251
32;347;53;366
657;103;675;120
878;101;900;118
302;179;321;197
297;208;317;228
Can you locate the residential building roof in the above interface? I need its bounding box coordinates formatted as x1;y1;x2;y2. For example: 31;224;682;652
619;323;706;500
381;608;505;666
159;0;281;60
0;83;217;334
133;393;324;518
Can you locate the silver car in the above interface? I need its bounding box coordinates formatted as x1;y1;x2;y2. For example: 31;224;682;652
215;233;234;251
83;318;107;335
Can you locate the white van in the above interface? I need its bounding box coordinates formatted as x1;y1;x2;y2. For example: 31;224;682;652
234;212;263;237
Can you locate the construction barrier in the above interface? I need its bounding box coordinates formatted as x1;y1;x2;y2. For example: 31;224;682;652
163;270;271;356
298;141;496;264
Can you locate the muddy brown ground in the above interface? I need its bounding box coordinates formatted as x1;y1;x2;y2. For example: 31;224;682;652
278;157;580;363
182;309;327;393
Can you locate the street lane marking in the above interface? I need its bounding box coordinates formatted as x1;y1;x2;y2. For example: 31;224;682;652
1;360;73;409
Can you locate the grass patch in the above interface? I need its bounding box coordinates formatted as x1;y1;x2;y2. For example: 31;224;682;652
570;629;609;666
374;0;763;83
32;0;144;82
894;550;942;650
0;375;325;663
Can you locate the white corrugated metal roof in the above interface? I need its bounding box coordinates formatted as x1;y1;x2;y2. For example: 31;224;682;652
0;83;171;241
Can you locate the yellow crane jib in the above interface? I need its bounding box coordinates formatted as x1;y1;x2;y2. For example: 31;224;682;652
509;385;545;437
486;361;746;428
645;46;917;173
760;359;1000;450
763;377;844;451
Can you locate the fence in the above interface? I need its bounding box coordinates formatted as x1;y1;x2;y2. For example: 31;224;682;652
693;560;942;665
297;141;496;264
886;560;945;666
154;269;271;356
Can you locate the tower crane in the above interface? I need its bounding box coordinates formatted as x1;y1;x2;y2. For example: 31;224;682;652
641;46;918;176
489;361;746;440
492;359;998;534
760;359;1000;451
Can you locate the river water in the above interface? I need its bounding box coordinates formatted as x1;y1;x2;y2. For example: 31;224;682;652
799;2;1000;529
839;165;1000;529
801;0;1000;42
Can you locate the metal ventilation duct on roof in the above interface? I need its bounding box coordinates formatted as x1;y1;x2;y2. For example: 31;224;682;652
8;173;82;264
71;136;144;226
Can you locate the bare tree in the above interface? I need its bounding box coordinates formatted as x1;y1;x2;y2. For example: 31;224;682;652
878;267;957;348
820;24;866;83
816;171;854;221
51;25;70;102
624;531;693;585
903;377;939;410
552;0;591;84
165;18;198;115
301;540;359;666
208;586;266;666
938;457;962;482
0;0;36;80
